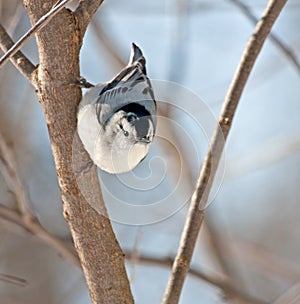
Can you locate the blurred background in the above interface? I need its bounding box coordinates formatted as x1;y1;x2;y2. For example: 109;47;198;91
1;0;300;303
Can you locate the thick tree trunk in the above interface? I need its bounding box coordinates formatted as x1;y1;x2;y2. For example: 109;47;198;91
22;1;134;303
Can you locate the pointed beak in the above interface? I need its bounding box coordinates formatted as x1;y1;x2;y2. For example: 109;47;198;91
138;136;151;144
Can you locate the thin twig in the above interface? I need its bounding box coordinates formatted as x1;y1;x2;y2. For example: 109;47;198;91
5;2;24;38
162;1;288;303
0;204;80;267
0;200;275;304
0;200;268;304
90;19;126;70
218;236;300;283
129;228;143;283
0;131;32;222
0;23;36;84
272;282;300;304
228;0;300;75
0;129;80;267
0;202;267;304
0;0;73;68
203;219;244;302
124;251;268;304
0;273;27;287
226;134;300;180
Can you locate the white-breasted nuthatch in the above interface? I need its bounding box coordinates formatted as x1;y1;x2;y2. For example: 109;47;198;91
77;43;156;174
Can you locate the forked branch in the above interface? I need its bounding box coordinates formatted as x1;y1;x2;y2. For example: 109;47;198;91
0;23;36;84
0;0;73;69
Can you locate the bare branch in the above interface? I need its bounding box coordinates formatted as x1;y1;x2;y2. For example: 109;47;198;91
75;0;104;34
0;273;27;287
0;0;73;68
0;23;36;84
0;128;80;268
0;204;80;267
0;203;267;304
162;2;242;295
124;251;268;304
21;0;134;301
219;236;300;283
228;0;300;75
226;134;300;180
162;1;288;303
0;131;32;222
272;282;300;304
90;19;127;69
128;228;143;282
6;2;24;35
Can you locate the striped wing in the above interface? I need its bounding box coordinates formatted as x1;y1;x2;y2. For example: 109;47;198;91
95;60;156;129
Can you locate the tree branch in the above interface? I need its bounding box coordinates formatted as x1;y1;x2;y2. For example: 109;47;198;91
228;0;300;75
0;124;80;267
0;123;78;267
0;130;32;223
0;204;268;304
124;251;268;304
75;0;104;34
0;273;27;287
162;3;244;298
162;1;288;303
22;1;134;303
0;204;80;267
0;0;73;69
90;19;126;70
0;23;36;84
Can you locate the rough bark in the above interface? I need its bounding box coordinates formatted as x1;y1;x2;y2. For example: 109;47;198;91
22;1;134;303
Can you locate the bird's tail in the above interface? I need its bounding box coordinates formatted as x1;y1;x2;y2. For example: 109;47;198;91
129;42;146;74
99;43;148;95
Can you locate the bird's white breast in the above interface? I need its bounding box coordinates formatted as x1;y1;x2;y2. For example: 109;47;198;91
77;104;150;174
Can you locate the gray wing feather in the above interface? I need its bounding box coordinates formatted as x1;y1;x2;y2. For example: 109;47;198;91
95;44;156;127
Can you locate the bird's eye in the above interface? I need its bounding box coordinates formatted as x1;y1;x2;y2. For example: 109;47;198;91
127;114;137;122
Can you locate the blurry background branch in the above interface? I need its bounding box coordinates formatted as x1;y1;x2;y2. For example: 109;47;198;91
0;204;80;267
125;251;268;304
0;131;32;222
0;200;268;304
90;19;126;70
272;282;300;304
226;134;300;180
0;23;36;84
218;235;300;283
0;128;80;267
0;0;73;68
228;0;300;75
0;273;27;287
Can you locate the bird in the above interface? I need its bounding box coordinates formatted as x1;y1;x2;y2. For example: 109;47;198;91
77;43;156;174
